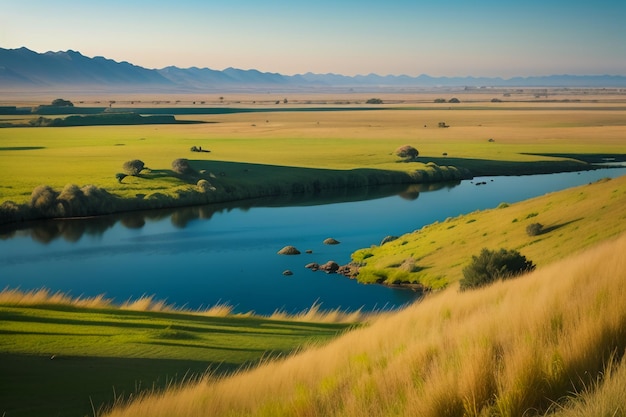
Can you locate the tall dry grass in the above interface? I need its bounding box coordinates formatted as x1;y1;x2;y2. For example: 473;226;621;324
0;289;366;323
105;232;626;417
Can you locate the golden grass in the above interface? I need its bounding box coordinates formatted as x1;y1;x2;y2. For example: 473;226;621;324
0;288;366;323
103;230;626;417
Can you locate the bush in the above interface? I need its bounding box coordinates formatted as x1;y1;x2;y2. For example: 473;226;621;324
197;179;215;193
30;185;60;216
58;184;88;216
51;98;74;107
116;173;127;183
366;98;383;104
460;248;535;291
526;222;544;236
122;160;145;176
172;158;193;175
395;145;419;160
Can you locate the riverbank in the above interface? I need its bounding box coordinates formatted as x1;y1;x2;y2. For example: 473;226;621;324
349;173;626;290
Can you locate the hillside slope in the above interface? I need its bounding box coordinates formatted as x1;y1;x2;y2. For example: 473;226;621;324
352;174;626;289
105;193;626;417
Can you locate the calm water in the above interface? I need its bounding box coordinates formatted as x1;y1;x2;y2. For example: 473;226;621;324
1;167;625;315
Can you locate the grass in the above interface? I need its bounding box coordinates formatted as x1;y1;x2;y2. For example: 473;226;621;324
0;293;356;417
352;174;626;289
1;105;625;210
102;231;626;417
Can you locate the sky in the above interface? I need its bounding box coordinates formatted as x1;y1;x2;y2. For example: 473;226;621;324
1;0;624;78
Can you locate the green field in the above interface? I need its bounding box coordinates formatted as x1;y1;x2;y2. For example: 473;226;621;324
0;301;351;417
2;102;625;224
352;174;626;289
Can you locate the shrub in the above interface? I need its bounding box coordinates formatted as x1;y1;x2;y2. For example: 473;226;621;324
58;184;88;216
115;173;127;183
460;248;535;291
434;98;447;103
172;158;193;175
526;222;544;236
366;98;383;104
395;145;419;160
30;185;59;215
51;98;74;107
122;160;145;176
197;179;215;193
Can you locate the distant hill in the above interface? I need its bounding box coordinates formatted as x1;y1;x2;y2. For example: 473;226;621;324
1;47;625;92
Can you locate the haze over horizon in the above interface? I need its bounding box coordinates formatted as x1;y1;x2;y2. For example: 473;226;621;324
1;0;625;78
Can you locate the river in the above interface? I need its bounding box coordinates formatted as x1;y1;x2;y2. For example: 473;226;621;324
1;167;625;315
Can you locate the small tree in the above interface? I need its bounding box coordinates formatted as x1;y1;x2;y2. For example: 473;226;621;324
122;160;145;176
51;98;74;107
172;158;193;175
395;145;419;160
460;248;535;291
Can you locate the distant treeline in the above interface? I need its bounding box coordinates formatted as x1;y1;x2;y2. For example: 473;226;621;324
28;113;198;127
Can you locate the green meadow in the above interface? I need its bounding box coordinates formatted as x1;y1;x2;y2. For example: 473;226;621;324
0;298;352;417
352;174;626;289
1;103;625;222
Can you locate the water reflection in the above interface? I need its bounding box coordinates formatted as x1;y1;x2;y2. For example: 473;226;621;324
0;181;460;244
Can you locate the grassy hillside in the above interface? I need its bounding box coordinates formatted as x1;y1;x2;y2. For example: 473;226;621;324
103;230;626;417
352;174;626;289
0;295;354;417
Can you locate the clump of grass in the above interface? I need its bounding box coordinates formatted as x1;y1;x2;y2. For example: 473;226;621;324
0;287;112;309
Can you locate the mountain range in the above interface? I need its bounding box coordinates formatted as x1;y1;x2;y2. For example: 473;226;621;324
1;47;625;92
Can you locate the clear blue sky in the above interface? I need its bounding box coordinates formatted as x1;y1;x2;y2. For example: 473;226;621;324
1;0;624;77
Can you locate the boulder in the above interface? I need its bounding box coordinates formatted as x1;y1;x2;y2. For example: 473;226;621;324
319;261;340;273
305;262;320;270
323;238;341;245
278;246;301;255
282;270;294;276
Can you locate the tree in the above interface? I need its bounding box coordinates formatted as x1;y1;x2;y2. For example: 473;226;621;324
122;160;145;176
448;97;461;103
51;98;74;107
395;145;419;160
366;98;383;104
460;248;535;291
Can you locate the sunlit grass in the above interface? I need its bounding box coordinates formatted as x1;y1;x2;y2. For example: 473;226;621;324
0;290;356;417
352;174;626;289
103;231;626;417
2;107;625;204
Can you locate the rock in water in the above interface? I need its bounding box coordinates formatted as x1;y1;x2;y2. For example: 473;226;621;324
278;246;301;255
